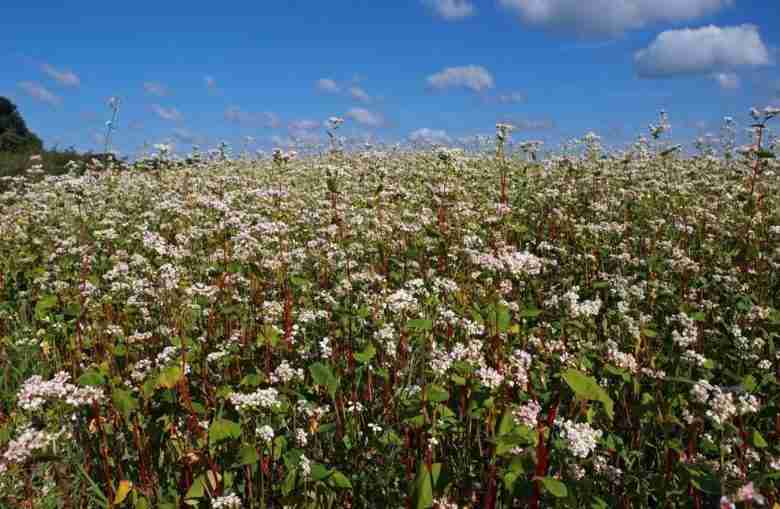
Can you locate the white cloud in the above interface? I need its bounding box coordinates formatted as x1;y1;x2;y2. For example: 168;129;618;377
18;81;61;107
144;82;168;97
317;78;341;93
152;104;182;122
423;0;475;20
289;119;321;131
346;108;385;127
409;128;452;144
172;128;202;145
41;64;80;87
713;72;740;90
495;91;527;103
225;107;280;128
498;0;734;36
634;25;771;77
349;86;371;103
427;65;495;92
498;118;556;131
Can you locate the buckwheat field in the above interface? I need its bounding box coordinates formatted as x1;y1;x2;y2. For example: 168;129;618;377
1;112;779;508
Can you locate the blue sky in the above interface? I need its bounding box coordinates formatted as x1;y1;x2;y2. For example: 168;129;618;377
2;1;779;157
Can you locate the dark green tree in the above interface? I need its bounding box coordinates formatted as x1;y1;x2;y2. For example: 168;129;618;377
0;97;43;153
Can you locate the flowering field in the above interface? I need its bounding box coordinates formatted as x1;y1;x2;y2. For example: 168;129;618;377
1;118;779;508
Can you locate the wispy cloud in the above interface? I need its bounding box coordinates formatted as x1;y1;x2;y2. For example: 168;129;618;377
493;91;528;104
422;0;475;20
712;72;740;90
409;128;451;145
427;65;495;92
144;82;169;97
151;104;182;121
346;108;386;127
289;119;321;131
172;128;203;145
317;78;341;93
349;86;371;103
18;81;61;107
225;107;280;128
41;64;80;87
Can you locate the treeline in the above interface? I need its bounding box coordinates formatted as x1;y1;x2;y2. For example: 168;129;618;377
0;96;99;177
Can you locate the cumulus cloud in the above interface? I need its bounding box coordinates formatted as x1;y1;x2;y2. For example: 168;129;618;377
144;82;168;97
427;65;495;92
423;0;475;20
498;0;734;36
349;86;371;103
317;78;341;93
409;128;452;145
346;108;386;127
152;104;182;122
18;81;61;107
634;24;771;77
41;64;80;87
712;72;740;90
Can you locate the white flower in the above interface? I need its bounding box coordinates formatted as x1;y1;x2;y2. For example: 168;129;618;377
256;425;274;443
560;420;602;459
212;492;242;509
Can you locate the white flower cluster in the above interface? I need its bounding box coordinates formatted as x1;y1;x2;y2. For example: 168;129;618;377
17;371;104;411
256;425;274;442
560;420;602;459
229;388;281;413
514;400;541;427
671;313;698;349
385;288;418;314
270;360;304;384
2;425;60;465
562;286;602;318
690;380;761;425
212;492;242;509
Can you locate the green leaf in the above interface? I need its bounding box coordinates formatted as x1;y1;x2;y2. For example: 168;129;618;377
311;463;331;482
329;470;352;489
539;477;568;498
752;430;768;449
78;369;106;387
520;307;543;318
562;369;614;419
209;418;242;444
112;389;138;417
412;464;434;509
407;318;433;331
309;362;340;397
354;344;376;364
35;294;58;319
185;475;206;500
238;444;258;465
742;375;757;393
157;365;184;389
425;384;450;403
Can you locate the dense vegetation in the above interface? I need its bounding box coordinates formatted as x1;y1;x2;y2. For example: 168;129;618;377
0;112;779;509
0;97;99;178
